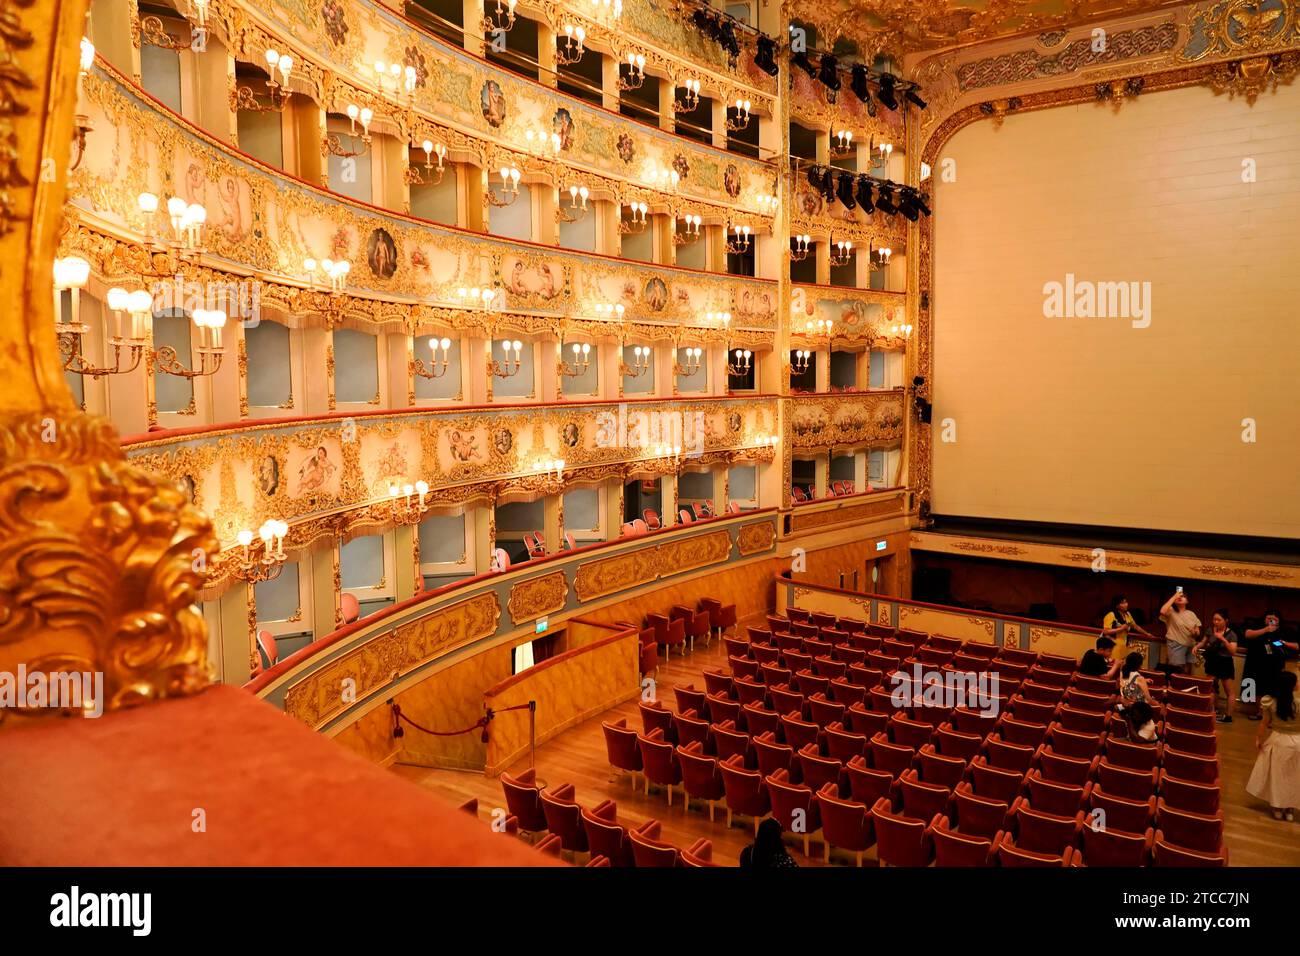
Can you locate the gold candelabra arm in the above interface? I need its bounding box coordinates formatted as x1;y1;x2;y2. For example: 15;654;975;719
411;356;449;379
324;131;370;158
139;15;192;51
153;345;224;380
59;329;148;380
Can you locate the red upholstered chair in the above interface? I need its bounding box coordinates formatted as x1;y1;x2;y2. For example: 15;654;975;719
1037;747;1100;787
1024;769;1091;816
728;655;760;681
628;820;680;867
867;622;895;639
889;713;935;749
637;729;682;804
1089;787;1156;834
822;628;850;648
731;636;758;658
1028;667;1073;689
998;717;1049;749
775;632;804;653
734;677;769;707
727;500;742;514
1047;723;1104;759
834;645;867;668
916;745;966;790
718;753;770;834
870;798;935;867
838;618;867;636
1076;824;1154;867
745;626;769;644
812;655;846;681
780;712;821;753
256;630;278;670
896;628;928;648
639;631;658;678
846;703;890;738
602;718;643;786
787;607;811;624
952;706;1000;738
1020;680;1066;704
764;684;801;715
1006;694;1056;725
826;723;869;762
662;616;687;659
1166;687;1214;713
935;724;984;761
703;667;733;699
672;709;710;750
1155;799;1225;854
1165;706;1217;734
870;733;917;777
766;769;821;856
581;800;633;866
809;611;836;631
966;757;1026;805
817;784;875;865
984;737;1036;775
916;647;954;667
789;658;821;686
668;603;693;624
996;836;1078;867
500;768;549;835
927;634;964;653
685;610;712;652
1070;673;1115;696
951;784;1013;840
711;720;752;764
673;683;708;715
845;755;898;808
340;592;361;624
742;702;780;737
1095;760;1158;801
677;508;695;524
638;699;675;741
676;742;725;819
1162;747;1220;785
680;839;717;867
867;651;902;673
645;610;669;644
798;743;845;793
808;693;846;728
767;614;791;633
1055;705;1108;735
952;653;990;673
642;508;661;530
847;665;884;691
869;686;900;714
1035;652;1076;674
1063;688;1112;713
1164;725;1217;757
883;639;914;660
751;645;783;669
1106;736;1162;771
899;769;952;821
1158;771;1220;815
1170;673;1214;694
829;678;866;708
540;784;589;855
586;855;611;867
761;663;794;687
708;602;738;640
1011;799;1084;855
791;625;819;643
960;642;998;660
1152;834;1228;866
534;833;563;856
998;647;1038;667
753;732;795;779
929;816;997;867
706;692;742;727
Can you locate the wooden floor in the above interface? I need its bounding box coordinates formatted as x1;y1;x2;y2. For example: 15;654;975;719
394;623;1300;867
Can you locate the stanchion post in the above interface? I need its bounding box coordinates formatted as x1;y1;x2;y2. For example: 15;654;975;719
528;700;537;770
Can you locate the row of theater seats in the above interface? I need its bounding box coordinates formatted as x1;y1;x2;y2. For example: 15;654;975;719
791;481;864;502
601;609;1227;866
484;771;718;866
619;501;742;538
633;597;739;671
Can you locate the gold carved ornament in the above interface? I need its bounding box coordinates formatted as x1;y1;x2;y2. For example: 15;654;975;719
0;0;220;719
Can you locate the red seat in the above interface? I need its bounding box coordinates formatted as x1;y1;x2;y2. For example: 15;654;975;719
680;838;716;867
1163;725;1216;756
753;731;795;779
718;755;770;833
828;678;866;708
534;833;563;856
870;798;935;866
780;713;821;752
1164;706;1216;734
999;716;1049;748
1162;747;1220;785
602;717;643;779
1155;798;1225;854
1089;787;1156;834
751;642;781;666
847;665;883;690
500;768;548;834
687;610;712;652
900;769;952;821
676;742;725;818
1007;696;1057;725
951;784;1012;839
767;614;791;633
1011;798;1084;855
817;784;875;864
734;677;769;706
787;607;811;624
628;820;679;867
662;616;687;658
813;656;846;681
642;508;661;530
540;783;588;854
702;667;733;699
637;728;682;803
1024;769;1091;816
1095;760;1158;801
766;769;820;856
825;722;868;762
997;648;1038;667
674;684;708;716
711;720;751;763
769;685;803;718
870;733;916;776
985;737;1036;775
797;743;845;793
706;692;742;727
1028;667;1073;689
846;703;889;738
672;709;710;750
1152;834;1228;866
1055;705;1108;735
638;699;674;740
1036;747;1099;787
1077;825;1154;867
639;634;657;677
1158;771;1220;815
1070;673;1115;696
996;835;1078;867
845;755;898;807
917;745;966;789
808;693;846;727
1020;680;1066;704
935;724;984;761
929;816;997;866
581;800;633;866
889;713;935;749
1166;687;1214;713
960;643;998;660
967;757;1025;804
794;669;828;698
761;663;793;687
952;707;1000;738
1047;722;1104;758
729;655;760;680
1106;736;1161;771
742;702;780;737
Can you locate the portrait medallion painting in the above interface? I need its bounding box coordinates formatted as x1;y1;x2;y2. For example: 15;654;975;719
258;455;280;497
367;228;398;279
553;108;574;150
480;80;506;128
493;427;514;457
643;276;669;312
724;163;741;199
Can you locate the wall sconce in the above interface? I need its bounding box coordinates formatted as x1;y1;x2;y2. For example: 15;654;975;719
673;345;703;376
387;480;431;523
618;51;648;90
57;281;153;379
620;344;652;378
153;307;226;380
407;139;448;186
792;348;813;374
590;0;624;21
556;184;590;223
831;128;854;156
374;60;417;100
558;340;591;377
594;302;626;321
234;49;296;112
650;166;680;192
654;443;683;467
488;166;522;207
535;457;567;482
830;238;853;267
72;38;95;171
877;141;894;167
234;520;288;583
673;214;702;245
325;105;374;157
457;286;500;311
490;339;525;378
726;347;753;377
188;0;210;29
674;77;701;112
483;0;519;34
524;125;562;155
755;434;779;449
413;336;453;378
726;98;752;131
619;202;649;234
557;23;588;65
869;239;892;272
756;190;779;214
726;223;752;254
304;258;351;292
890;321;914;339
790;233;812;261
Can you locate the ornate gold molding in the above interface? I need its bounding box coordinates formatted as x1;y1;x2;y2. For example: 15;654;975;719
507;570;569;624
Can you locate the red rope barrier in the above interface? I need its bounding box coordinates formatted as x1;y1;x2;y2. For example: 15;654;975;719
390;701;535;742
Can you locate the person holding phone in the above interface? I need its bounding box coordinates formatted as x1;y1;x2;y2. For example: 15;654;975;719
1159;588;1201;674
1195;609;1239;723
1242;611;1300;720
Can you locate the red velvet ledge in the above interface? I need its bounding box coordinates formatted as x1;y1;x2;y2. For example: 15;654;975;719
0;685;548;867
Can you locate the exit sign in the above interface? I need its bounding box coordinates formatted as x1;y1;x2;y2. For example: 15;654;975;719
875;540;888;552
535;618;549;634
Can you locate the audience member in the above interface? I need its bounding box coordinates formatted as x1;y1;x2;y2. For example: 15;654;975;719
1159;589;1201;674
1079;635;1120;678
1102;594;1155;641
740;818;798;868
1247;671;1300;821
1121;699;1158;742
1195;608;1239;723
1241;611;1299;720
1117;652;1153;705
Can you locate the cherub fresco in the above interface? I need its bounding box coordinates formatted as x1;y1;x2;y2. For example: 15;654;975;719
297;446;337;493
448;429;480;463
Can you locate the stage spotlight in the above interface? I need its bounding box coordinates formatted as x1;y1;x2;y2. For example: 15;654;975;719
912;190;932;217
905;88;928;110
819;54;841;92
835;171;856;210
755;35;778;76
875;183;897;215
806;165;823;190
720;21;740;61
850;64;870;102
817;167;835;203
855;177;874;213
877;73;899;110
790;49;817;79
896;189;920;221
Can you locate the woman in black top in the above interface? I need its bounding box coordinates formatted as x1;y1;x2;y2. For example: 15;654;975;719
1195;608;1238;723
740;818;798;868
1241;611;1299;720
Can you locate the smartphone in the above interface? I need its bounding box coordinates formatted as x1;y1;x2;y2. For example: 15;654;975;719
1175;586;1183;593
1274;640;1285;647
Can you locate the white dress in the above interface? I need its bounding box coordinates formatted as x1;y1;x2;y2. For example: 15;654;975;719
1247;695;1300;809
